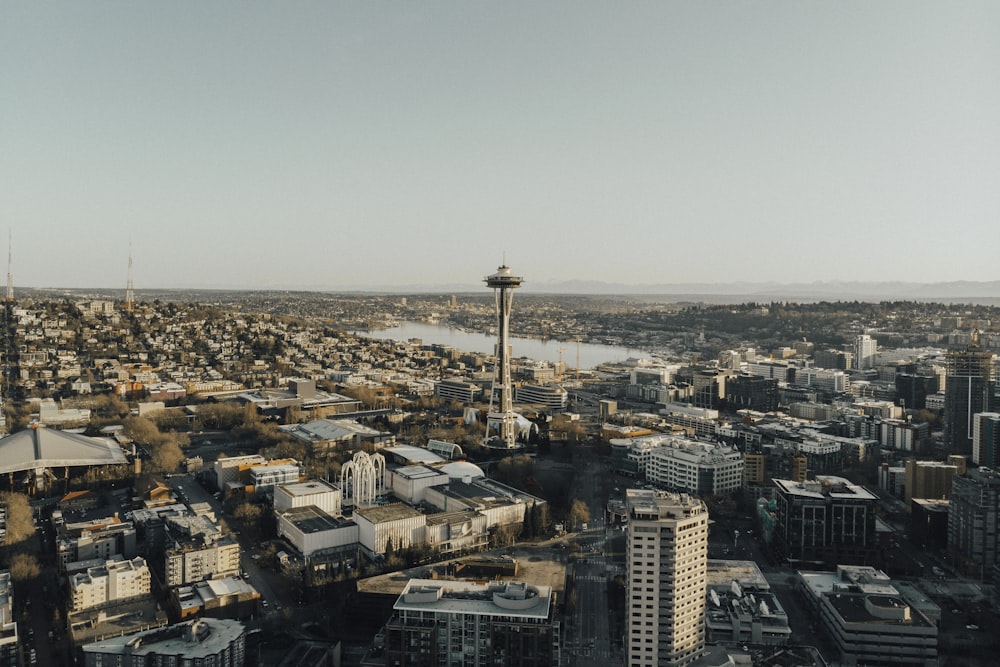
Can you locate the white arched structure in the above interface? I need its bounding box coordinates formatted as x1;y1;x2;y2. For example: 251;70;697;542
341;451;386;508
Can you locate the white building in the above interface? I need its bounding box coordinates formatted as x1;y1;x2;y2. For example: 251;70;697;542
353;503;426;555
424;510;489;555
515;383;569;410
626;489;708;667
794;367;847;393
274;479;341;516
646;440;744;495
854;335;878;370
386;465;450;505
275;506;359;558
422;478;536;532
70;556;151;611
746;360;793;381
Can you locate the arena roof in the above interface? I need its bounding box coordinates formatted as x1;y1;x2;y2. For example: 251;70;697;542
0;426;127;475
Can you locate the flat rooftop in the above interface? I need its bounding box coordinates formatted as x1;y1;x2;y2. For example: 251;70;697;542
358;544;566;598
395;579;552;620
353;503;423;524
278;480;339;497
279;506;353;532
706;559;769;590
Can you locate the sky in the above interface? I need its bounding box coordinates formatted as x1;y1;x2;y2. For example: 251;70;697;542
2;2;998;292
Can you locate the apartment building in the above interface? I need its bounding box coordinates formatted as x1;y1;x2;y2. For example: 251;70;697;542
626;489;708;667
383;579;559;667
82;618;246;667
69;556;151;611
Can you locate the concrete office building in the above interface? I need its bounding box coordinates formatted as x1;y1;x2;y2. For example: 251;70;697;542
794;367;848;394
383;578;559;667
434;377;483;404
515;383;568;411
772;477;877;566
626;489;708;667
645;441;744;496
798;566;937;667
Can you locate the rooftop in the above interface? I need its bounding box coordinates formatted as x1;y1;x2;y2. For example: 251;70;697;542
353;503;423;524
0;426;127;475
278;480;340;497
395;579;550;619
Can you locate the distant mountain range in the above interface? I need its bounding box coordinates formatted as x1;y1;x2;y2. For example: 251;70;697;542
23;279;1000;304
339;279;1000;302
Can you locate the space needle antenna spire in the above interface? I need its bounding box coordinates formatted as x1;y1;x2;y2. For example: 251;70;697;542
483;262;524;449
5;230;12;303
125;240;135;313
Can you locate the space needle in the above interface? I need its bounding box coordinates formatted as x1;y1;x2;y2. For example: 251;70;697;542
484;264;523;449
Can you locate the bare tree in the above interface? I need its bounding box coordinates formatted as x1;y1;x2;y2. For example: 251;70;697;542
8;553;40;581
0;492;34;545
567;498;591;531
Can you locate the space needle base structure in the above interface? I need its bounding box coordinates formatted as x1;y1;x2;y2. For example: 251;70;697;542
483;264;523;449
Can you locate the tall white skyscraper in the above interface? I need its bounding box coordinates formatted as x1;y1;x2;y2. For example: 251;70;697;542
626;489;709;667
853;334;878;370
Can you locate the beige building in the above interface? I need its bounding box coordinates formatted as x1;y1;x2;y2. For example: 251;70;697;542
904;460;959;505
165;538;240;587
626;489;708;667
69;556;151;611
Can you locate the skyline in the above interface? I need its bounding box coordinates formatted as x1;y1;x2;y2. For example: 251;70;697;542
2;2;998;291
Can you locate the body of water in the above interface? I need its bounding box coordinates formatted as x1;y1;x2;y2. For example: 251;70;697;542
352;321;650;370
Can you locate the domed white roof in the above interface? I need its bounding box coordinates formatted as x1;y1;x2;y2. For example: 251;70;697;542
439;461;485;480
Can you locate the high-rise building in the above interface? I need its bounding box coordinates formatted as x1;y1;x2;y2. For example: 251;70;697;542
625;489;708;667
973;412;1000;468
853;334;877;370
948;468;1000;578
943;332;996;456
904;460;959;505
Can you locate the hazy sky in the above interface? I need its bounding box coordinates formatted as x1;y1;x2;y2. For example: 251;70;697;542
2;2;998;291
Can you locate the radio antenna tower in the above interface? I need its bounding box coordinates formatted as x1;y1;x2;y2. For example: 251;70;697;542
125;241;135;313
483;263;524;449
5;230;12;303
